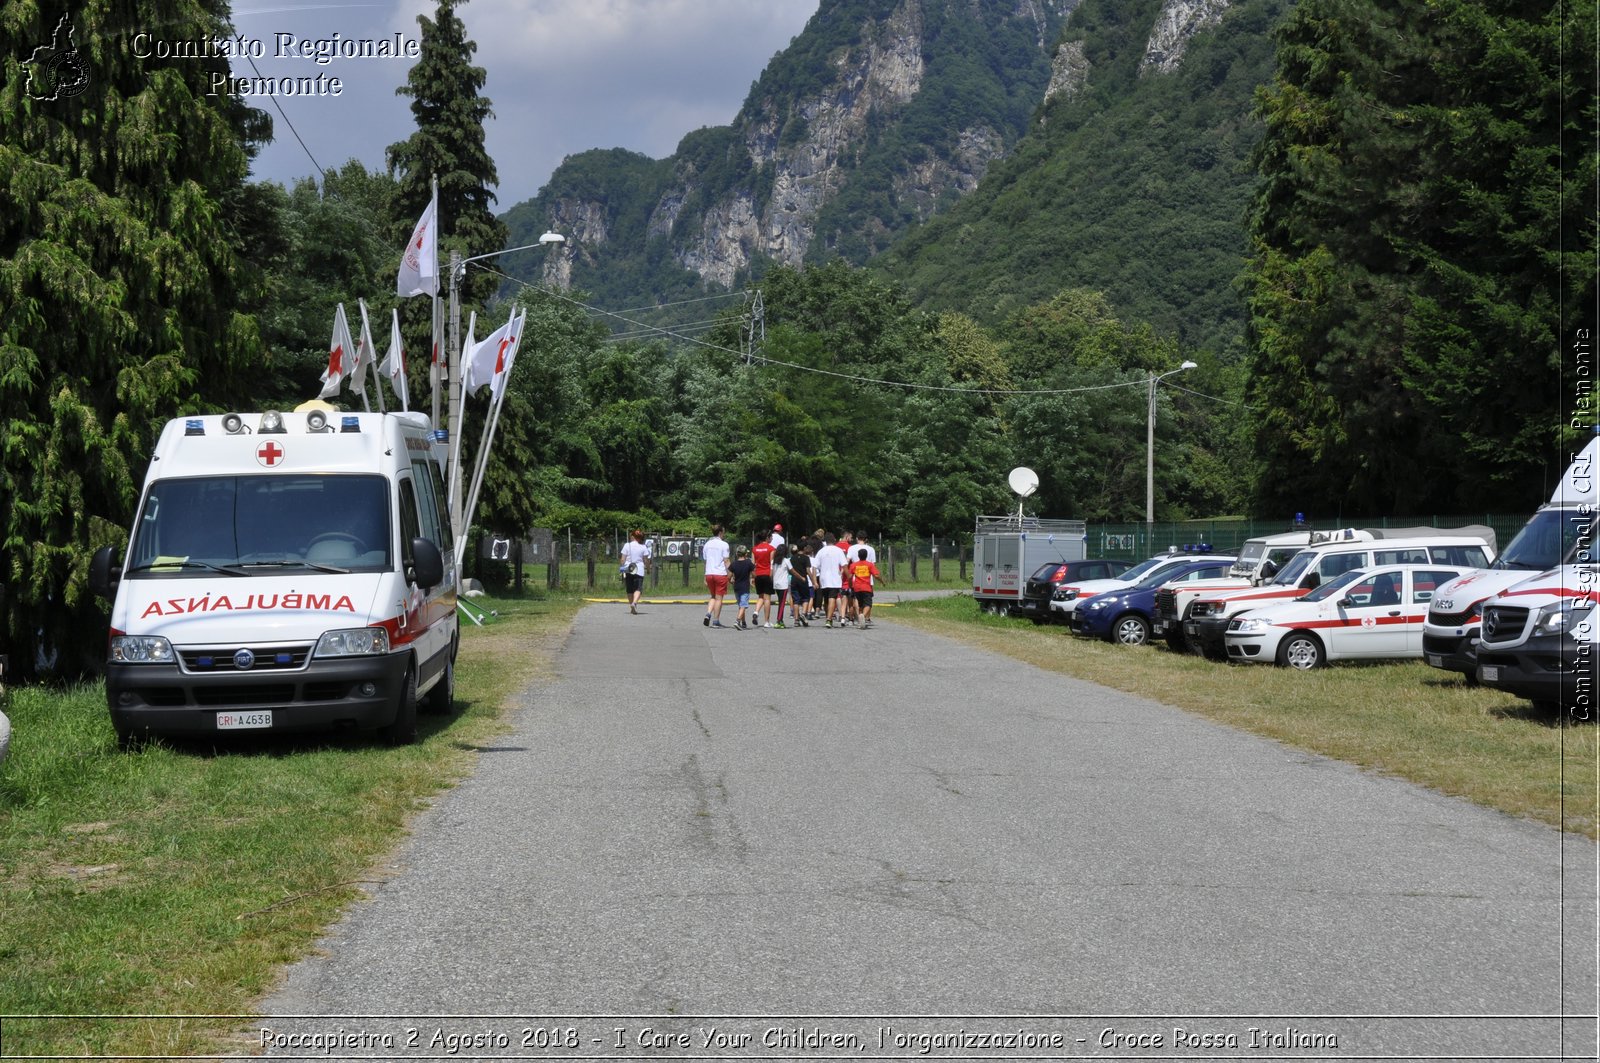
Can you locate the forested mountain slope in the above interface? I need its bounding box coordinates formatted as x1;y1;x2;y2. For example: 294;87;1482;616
497;0;1078;310
877;0;1293;357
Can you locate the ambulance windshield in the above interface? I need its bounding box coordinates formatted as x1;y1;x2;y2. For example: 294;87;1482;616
1493;508;1591;571
127;475;391;576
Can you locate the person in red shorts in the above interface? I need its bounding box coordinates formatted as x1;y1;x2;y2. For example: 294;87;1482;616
701;524;730;628
847;547;882;629
751;529;775;627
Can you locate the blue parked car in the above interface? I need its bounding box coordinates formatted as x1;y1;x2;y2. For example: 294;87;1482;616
1071;558;1236;645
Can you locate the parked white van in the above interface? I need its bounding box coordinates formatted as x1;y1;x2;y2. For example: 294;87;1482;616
90;410;459;748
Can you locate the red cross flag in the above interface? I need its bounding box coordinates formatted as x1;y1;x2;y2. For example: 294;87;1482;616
318;303;356;399
396;194;438;297
463;310;516;395
380;308;410;412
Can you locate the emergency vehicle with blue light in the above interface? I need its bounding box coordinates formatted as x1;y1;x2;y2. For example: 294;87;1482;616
89;410;459;748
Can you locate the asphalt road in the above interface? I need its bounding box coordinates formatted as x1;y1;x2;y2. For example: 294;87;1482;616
261;599;1598;1061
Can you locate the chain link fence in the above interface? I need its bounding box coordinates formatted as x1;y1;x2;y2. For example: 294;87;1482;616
471;517;1529;593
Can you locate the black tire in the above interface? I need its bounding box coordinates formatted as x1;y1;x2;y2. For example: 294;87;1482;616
114;721;145;753
381;664;419;746
1278;632;1325;670
1111;613;1150;646
421;650;455;716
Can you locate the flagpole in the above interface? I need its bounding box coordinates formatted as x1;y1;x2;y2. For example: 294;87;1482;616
430;174;441;430
358;299;384;414
447;308;474;536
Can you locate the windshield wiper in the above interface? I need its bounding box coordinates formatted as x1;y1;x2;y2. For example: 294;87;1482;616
239;559;351;574
126;559;248;576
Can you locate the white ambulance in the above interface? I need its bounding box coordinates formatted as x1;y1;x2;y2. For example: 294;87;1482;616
89;410;459;748
1474;559;1599;716
1423;436;1599;680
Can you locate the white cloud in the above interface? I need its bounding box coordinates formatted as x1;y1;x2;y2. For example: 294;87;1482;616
245;0;816;208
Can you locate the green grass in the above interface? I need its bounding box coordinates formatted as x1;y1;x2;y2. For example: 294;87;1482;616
893;595;1600;837
0;591;577;1058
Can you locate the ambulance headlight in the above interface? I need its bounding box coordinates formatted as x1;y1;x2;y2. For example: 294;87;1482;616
315;628;390;657
1533;600;1596;638
111;635;175;664
1229;618;1270;634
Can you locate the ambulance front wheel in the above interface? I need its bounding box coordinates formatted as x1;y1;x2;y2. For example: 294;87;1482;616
381;664;419;746
113;720;146;753
422;648;455;716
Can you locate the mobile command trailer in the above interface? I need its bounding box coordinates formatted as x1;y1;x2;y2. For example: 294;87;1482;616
89;410;459;749
972;516;1087;613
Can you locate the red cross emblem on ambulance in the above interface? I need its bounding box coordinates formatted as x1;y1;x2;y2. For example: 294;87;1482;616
256;441;285;467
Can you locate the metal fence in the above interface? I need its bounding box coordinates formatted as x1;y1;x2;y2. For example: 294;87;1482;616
475;517;1530;593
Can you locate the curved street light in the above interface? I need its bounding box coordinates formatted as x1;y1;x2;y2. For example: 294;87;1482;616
1147;360;1198;531
445;231;567;535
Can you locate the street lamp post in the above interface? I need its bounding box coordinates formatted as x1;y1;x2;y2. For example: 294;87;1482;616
445;230;566;539
1146;360;1198;534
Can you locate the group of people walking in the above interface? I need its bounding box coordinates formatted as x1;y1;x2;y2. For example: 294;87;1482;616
699;524;883;630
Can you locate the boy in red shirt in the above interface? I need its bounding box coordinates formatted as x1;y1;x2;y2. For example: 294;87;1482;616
751;530;775;628
847;547;882;629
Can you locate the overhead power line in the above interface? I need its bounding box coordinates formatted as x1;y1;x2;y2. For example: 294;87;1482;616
476;263;1247;404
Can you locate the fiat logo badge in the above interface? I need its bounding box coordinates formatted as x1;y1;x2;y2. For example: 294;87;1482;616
233;648;256;670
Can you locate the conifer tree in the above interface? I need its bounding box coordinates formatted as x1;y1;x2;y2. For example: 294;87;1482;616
387;0;507;311
1243;0;1595;514
0;3;268;677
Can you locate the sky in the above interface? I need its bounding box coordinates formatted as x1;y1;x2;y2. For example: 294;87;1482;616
232;0;820;210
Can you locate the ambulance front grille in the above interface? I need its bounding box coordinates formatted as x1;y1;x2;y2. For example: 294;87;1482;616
179;645;314;673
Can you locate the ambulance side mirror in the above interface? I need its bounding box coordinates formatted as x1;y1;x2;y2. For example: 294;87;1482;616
1260;560;1278;580
90;546;120;599
409;538;444;590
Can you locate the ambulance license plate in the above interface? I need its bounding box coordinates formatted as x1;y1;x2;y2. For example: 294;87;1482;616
1426;654;1442;668
1480;665;1499;682
217;710;272;730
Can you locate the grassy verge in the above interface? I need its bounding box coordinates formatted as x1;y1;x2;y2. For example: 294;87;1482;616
894;595;1600;837
0;591;577;1058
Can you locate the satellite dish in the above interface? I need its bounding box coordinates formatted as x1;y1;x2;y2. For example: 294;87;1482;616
1008;466;1039;498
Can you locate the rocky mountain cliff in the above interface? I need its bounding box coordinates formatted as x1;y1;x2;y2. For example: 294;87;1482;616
499;0;1263;326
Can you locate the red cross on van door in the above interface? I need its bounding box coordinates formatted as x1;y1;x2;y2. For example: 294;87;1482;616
256;441;285;467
